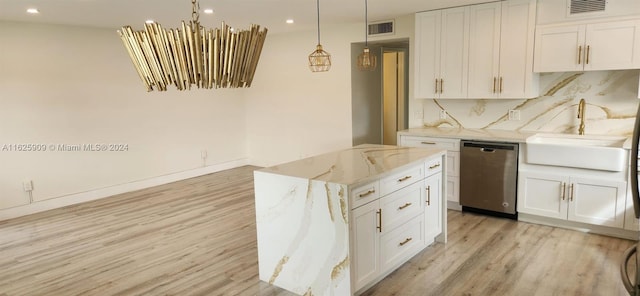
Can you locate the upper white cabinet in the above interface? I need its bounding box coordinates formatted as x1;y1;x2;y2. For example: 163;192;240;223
468;0;538;98
415;7;469;99
534;19;640;72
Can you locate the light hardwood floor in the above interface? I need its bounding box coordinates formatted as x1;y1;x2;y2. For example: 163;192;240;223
0;166;634;295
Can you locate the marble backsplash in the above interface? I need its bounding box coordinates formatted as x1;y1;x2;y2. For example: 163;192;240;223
422;70;640;137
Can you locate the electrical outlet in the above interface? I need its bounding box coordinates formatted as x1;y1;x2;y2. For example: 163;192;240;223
413;110;423;120
201;149;208;159
439;110;448;120
23;180;33;192
508;110;521;121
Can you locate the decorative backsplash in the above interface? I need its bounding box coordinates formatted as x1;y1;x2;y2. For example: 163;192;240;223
422;70;640;136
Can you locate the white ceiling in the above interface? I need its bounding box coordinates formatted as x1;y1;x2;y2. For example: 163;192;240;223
0;0;495;34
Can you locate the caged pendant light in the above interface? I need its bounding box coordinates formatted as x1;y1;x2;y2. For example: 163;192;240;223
117;0;268;92
357;0;377;71
308;0;331;72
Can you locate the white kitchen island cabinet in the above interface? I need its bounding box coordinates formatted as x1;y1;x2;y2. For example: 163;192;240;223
254;145;446;295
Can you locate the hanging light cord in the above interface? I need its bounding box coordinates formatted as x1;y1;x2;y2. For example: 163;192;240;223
316;0;321;45
364;0;368;47
192;0;200;23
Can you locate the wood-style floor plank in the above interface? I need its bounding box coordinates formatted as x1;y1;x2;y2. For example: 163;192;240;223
0;166;634;295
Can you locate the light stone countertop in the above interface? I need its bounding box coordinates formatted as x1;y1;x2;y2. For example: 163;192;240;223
257;144;446;186
398;127;536;143
398;127;634;150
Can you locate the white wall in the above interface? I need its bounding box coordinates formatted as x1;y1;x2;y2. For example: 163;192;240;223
0;22;248;209
245;24;362;167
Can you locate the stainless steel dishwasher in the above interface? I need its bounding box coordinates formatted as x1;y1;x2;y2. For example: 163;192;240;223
460;140;518;219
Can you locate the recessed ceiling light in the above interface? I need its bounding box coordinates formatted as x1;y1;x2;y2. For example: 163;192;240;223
204;9;214;14
145;19;155;24
26;8;39;14
286;19;294;24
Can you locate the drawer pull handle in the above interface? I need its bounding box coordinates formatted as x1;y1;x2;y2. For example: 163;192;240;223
421;142;436;145
426;185;431;206
570;183;575;202
399;237;413;246
398;176;412;182
358;189;375;198
578;45;582;64
376;209;382;233
398;202;412;210
429;163;441;169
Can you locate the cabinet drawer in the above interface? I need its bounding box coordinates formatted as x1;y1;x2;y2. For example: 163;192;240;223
380;181;424;231
425;157;443;176
380;163;424;196
400;136;460;151
380;215;424;272
350;181;380;210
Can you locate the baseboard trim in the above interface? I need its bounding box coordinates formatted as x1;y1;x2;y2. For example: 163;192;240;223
0;158;249;221
518;213;640;240
447;201;462;211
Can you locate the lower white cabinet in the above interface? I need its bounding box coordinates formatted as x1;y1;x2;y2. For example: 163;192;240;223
424;172;442;241
518;171;626;228
351;157;444;292
398;135;460;206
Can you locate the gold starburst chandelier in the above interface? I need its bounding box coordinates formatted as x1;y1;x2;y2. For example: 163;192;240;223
117;0;268;91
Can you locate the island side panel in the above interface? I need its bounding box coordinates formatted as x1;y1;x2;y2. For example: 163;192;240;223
254;170;351;295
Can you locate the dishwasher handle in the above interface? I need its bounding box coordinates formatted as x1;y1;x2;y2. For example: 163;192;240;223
480;148;495;153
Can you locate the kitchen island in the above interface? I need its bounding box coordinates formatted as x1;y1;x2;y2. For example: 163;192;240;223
254;144;447;295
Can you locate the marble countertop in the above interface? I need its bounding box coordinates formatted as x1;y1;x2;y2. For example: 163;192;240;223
399;127;633;149
257;144;446;186
398;127;535;143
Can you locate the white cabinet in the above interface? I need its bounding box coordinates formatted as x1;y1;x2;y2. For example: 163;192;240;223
351;157;444;292
534;19;640;72
424;170;442;241
398;135;460;207
518;171;626;228
415;7;469;99
351;198;381;290
467;0;538;98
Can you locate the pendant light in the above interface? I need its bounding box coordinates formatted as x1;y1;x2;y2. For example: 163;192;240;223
117;0;268;91
308;0;331;72
357;0;377;71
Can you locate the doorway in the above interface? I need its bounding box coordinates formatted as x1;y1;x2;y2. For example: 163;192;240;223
351;40;409;146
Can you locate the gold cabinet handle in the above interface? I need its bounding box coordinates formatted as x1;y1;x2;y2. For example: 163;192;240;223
570;183;575;201
586;45;590;64
421;141;436;145
358;189;375;198
399;237;413;246
429;163;441;169
493;77;497;93
398;202;412;210
426;185;431;206
435;78;439;94
561;182;566;200
440;79;443;94
578;45;582;64
499;77;503;93
398;176;412;182
376;209;382;233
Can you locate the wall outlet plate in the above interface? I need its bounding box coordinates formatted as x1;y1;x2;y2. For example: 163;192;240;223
439;110;448;119
508;110;521;121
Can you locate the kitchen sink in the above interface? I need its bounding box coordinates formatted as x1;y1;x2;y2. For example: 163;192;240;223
525;133;628;172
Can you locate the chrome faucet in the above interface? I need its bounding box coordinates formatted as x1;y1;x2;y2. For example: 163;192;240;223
577;98;586;135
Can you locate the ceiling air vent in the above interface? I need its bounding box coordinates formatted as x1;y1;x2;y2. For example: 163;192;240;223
569;0;606;14
368;20;394;36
